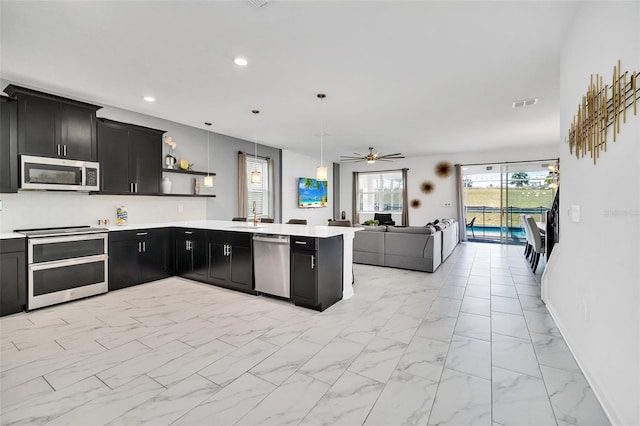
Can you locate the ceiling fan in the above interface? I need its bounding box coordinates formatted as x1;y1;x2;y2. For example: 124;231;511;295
340;147;405;164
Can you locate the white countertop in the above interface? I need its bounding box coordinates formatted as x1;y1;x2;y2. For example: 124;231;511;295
0;232;25;240
107;220;363;238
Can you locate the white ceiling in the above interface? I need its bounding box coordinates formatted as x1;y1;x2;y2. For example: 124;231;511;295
0;1;579;162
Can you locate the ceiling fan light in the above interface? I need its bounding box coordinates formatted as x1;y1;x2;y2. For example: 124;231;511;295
251;170;262;184
367;159;375;164
316;166;328;181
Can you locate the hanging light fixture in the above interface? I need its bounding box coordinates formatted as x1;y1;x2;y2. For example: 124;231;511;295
203;122;213;187
316;93;328;181
250;109;261;184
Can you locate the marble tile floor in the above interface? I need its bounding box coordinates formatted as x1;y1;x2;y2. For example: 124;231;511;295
0;243;610;425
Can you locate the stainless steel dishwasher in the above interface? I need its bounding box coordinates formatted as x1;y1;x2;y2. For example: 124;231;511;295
253;234;291;298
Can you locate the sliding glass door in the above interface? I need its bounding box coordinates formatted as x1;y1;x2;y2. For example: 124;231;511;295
462;160;558;244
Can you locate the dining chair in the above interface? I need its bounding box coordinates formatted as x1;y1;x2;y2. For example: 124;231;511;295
525;215;545;272
286;219;307;225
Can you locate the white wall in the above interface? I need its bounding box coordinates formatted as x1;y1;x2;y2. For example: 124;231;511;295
339;144;558;226
281;149;333;226
544;3;640;425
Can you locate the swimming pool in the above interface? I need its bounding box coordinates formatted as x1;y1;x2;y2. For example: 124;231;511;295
468;225;526;243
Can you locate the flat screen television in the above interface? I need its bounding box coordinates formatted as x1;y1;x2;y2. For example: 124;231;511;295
298;177;328;208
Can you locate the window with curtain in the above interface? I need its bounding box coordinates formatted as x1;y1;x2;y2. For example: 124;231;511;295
246;156;271;217
357;171;403;213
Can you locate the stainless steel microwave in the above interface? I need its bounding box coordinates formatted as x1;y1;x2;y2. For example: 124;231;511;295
21;155;100;191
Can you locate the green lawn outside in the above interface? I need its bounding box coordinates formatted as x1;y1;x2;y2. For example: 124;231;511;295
465;188;555;228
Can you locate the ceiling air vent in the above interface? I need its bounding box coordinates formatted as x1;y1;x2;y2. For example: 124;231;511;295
246;0;269;8
512;98;538;109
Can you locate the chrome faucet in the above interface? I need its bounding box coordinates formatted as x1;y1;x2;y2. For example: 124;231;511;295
252;201;261;226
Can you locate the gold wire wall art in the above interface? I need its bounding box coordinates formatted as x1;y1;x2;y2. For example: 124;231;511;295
568;60;639;165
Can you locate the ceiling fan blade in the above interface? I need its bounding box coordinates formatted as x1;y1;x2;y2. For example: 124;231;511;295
380;153;402;157
379;155;405;159
340;156;364;160
340;158;364;162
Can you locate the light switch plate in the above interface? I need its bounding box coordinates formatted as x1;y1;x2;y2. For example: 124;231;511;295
569;205;580;223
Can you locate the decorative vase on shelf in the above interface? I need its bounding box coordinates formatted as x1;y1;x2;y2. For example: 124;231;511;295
165;155;176;169
161;176;172;194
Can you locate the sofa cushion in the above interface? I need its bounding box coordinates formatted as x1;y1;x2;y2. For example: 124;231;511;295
387;226;435;235
360;225;387;232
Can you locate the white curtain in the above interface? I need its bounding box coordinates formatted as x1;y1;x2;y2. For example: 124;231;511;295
238;151;247;218
455;164;467;242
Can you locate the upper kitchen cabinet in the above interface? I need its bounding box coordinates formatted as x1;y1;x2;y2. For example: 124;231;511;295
97;118;164;195
4;85;101;161
0;96;18;193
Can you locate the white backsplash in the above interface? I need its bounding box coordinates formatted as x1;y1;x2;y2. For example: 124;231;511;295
0;191;206;232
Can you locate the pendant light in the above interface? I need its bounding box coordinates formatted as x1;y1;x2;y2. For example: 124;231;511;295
250;109;261;184
203;122;213;187
316;93;328;181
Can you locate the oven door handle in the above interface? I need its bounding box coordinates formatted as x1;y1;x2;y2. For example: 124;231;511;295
29;254;108;271
28;233;109;246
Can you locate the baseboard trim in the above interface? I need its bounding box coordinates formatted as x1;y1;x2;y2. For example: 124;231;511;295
544;300;623;426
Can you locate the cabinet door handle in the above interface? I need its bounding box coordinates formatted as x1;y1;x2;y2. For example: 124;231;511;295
185;231;193;235
63;145;67;157
136;232;148;236
57;144;61;156
143;241;146;252
138;242;142;252
135;183;138;193
295;241;307;245
223;245;227;256
130;183;133;193
311;255;315;269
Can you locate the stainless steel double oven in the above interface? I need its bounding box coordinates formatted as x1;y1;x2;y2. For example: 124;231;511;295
18;227;108;310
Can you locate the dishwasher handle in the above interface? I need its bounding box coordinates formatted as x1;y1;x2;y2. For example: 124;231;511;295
253;235;290;244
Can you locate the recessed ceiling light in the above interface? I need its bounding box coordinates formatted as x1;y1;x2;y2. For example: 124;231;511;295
143;96;156;103
234;57;248;66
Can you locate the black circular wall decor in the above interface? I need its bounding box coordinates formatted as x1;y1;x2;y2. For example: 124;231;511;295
410;199;421;208
435;161;452;178
420;181;435;194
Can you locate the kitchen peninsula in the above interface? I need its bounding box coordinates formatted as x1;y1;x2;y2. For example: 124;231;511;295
107;220;361;311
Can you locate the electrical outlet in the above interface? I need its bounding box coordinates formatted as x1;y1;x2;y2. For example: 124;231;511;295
177;204;183;213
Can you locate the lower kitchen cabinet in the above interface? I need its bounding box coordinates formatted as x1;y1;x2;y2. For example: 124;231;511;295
108;228;173;291
0;238;26;316
207;231;254;293
290;235;343;311
175;228;207;282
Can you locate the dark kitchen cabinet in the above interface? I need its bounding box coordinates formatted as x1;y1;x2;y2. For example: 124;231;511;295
108;228;173;291
175;228;207;282
97;118;164;195
0;96;18;193
207;231;254;293
4;85;100;161
0;238;26;316
290;235;343;311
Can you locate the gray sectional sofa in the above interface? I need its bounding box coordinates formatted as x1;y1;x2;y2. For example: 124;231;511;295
353;219;458;273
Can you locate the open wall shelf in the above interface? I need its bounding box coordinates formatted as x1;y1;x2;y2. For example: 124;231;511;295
162;168;216;177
